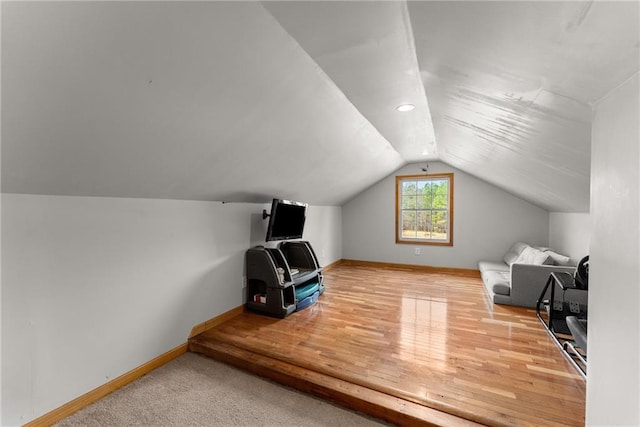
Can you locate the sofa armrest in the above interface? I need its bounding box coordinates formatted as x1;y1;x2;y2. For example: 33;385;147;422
510;264;577;308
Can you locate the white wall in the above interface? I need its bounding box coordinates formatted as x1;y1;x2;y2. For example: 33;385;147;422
342;161;550;269
1;194;341;426
248;202;342;266
298;205;342;266
549;212;591;264
587;73;640;426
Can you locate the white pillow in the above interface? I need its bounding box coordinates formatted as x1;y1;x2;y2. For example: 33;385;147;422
544;250;571;265
513;246;550;265
504;242;530;266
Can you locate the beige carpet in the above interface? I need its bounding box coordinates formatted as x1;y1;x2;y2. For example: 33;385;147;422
54;352;391;426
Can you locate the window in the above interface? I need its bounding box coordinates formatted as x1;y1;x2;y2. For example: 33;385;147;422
396;173;453;246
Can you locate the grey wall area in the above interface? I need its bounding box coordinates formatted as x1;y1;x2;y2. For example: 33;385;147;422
342;161;550;269
1;194;341;426
548;212;591;264
249;202;342;267
587;73;639;426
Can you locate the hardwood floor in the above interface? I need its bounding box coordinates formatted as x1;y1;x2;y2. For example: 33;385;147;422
189;262;585;426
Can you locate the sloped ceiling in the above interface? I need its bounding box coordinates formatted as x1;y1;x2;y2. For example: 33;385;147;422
2;1;638;210
409;1;639;212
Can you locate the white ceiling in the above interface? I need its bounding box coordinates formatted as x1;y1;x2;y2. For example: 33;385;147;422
2;1;638;210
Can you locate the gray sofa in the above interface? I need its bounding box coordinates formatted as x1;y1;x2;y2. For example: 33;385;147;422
478;242;576;308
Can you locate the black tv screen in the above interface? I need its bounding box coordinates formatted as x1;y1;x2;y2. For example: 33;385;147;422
265;199;307;241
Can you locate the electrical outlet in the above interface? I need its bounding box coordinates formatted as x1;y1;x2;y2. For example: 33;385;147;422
414;247;421;255
569;301;581;313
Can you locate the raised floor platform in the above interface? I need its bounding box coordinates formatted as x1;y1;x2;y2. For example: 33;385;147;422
189;262;585;426
189;335;478;426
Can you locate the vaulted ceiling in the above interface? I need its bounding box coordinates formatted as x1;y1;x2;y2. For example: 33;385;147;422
2;1;638;211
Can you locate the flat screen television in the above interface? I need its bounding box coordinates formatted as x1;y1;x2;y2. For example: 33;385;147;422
265;198;307;242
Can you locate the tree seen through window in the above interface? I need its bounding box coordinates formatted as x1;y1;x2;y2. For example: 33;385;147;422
396;174;453;246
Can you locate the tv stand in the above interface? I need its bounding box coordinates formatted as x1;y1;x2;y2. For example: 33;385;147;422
245;241;324;318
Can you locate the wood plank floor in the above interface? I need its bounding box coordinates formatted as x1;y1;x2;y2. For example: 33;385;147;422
189;262;585;426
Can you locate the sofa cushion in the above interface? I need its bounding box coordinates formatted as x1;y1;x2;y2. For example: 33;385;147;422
493;281;511;296
483;270;510;296
478;261;509;275
513;246;550;265
503;242;529;265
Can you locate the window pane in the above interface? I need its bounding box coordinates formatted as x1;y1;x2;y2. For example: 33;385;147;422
433;179;447;194
416;210;431;239
433;194;447;209
402;211;416;238
416;195;430;209
402;181;417;195
402;195;416;209
421;181;432;196
431;211;448;240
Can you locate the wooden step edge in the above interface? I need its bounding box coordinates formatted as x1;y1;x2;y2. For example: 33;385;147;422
188;339;483;427
194;329;503;427
188;305;244;338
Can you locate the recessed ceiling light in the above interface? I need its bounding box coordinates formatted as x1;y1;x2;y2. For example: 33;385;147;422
396;104;415;112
